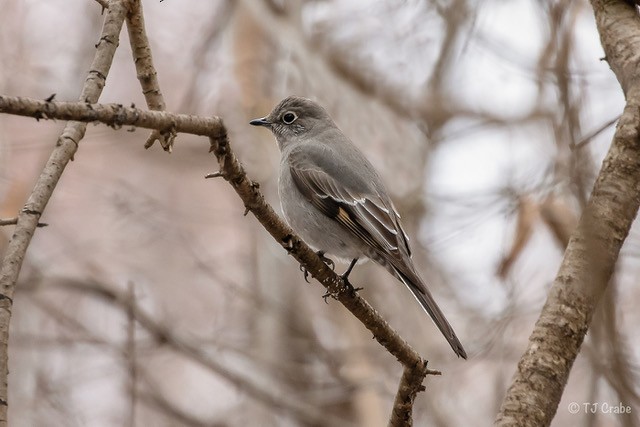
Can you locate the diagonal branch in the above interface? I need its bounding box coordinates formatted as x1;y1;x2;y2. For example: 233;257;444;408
124;0;176;151
389;364;437;427
495;1;640;425
0;94;438;420
0;1;128;422
49;279;353;427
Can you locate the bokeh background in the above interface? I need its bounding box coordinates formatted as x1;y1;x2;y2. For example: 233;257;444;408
0;0;638;426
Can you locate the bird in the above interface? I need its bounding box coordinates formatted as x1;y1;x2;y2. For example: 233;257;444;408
250;96;466;359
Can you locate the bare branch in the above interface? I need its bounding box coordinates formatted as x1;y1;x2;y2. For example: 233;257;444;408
390;365;441;427
124;0;175;151
55;280;354;427
0;1;128;421
496;1;640;425
0;96;223;137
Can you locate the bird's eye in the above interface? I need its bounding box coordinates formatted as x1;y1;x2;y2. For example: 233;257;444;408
282;112;297;124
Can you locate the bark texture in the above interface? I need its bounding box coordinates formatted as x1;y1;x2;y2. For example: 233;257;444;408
495;2;640;425
0;2;128;423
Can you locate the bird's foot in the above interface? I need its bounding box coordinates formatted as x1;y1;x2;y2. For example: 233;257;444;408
300;251;336;283
340;275;363;297
317;251;335;270
322;270;363;303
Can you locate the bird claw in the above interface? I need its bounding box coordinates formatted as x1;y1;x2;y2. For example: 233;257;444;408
322;290;335;304
317;251;335;270
299;264;311;283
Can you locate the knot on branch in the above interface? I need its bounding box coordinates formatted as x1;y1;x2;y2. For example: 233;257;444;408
111;104;127;130
21;207;42;217
35;96;60;122
208;129;229;155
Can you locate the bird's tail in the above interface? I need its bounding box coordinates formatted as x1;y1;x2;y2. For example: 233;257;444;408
394;266;467;359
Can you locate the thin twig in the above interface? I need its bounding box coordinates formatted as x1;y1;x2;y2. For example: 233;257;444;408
125;0;175;152
126;282;137;427
572;115;620;150
57;280;354;427
0;217;47;227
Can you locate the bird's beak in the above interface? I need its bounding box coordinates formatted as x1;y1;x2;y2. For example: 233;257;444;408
249;117;271;127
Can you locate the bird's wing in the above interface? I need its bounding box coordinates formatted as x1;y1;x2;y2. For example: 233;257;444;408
287;145;410;258
289;145;467;359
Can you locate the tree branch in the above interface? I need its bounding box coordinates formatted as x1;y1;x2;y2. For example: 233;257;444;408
0;96;223;136
495;1;640;425
124;0;176;151
50;279;353;427
389;364;439;427
0;1;128;423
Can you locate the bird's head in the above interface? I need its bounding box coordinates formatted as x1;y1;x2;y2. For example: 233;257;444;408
250;96;333;149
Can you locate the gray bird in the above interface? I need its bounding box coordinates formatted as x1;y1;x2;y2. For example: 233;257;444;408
250;96;467;359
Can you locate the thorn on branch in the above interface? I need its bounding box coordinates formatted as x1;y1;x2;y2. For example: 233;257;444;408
243;206;250;216
45;93;56;102
0;217;48;227
205;171;223;179
93;0;108;13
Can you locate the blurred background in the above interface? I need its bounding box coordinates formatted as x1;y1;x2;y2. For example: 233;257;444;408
0;0;638;426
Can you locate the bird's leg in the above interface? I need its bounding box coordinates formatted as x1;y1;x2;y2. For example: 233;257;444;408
342;258;358;281
341;258;363;293
300;250;336;283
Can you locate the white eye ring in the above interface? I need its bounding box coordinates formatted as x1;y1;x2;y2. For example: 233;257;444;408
282;111;297;124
